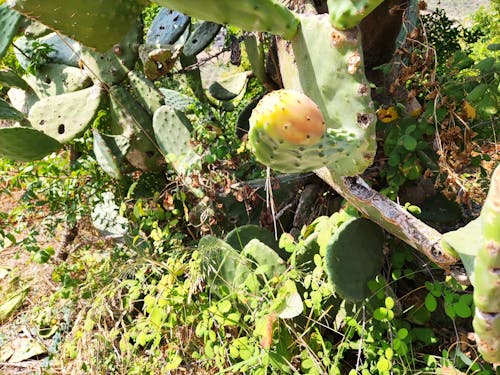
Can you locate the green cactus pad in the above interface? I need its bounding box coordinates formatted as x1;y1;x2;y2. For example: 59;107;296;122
146;8;190;46
7;87;39;114
294;233;320;273
198;236;250;296
180;54;207;102
441;218;482;279
240;239;287;281
24;19;51;38
289;14;376;176
109;85;153;136
15;33;82;70
24;63;91;98
152;105;200;174
183;21;221;57
0;69;30;91
325;218;384;301
208;71;251;101
28;85;103;143
81;21;142;85
327;0;384;30
92;129;129;179
13;0;147;52
109;85;164;172
236;95;262;138
155;0;299;39
0;4;22;60
264;15;376;176
251;125;360;173
225;224;280;253
159;88;195;112
244;33;270;88
0;126;61;161
128;71;165;115
0;98;26;121
473;165;500;363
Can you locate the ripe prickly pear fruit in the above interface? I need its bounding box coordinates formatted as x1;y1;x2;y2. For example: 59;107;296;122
249;90;326;146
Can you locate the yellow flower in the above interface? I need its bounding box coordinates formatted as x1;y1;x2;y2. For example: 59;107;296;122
377;106;399;123
463;100;476;120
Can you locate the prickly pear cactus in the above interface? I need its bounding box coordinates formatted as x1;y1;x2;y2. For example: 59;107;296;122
159;88;195;112
109;85;164;172
183;21;221;57
0;98;27;122
152;105;200;175
0;69;30;91
146;8;190;46
249;14;376;176
327;0;384;30
92;129;129;180
128;71;165;115
80;21;142;85
0;126;61;161
224;224;280;253
197;236;248;297
24;63;91;98
29;85;103;143
0;3;22;59
325;218;384;301
13;0;147;52
14;33;82;70
155;0;299;40
249;89;362;173
473;165;500;364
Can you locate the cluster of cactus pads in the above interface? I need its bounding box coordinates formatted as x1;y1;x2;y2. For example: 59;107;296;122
0;0;379;178
1;0;499;364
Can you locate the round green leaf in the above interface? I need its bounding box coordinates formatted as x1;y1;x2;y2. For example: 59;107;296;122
425;293;437;312
401;135;417;151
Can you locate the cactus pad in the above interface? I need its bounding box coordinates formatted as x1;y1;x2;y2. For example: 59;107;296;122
0;98;27;121
128;71;165;115
224;224;280;253
327;0;384;30
198;236;249;296
0;69;30;91
81;21;142;85
7;87;39;114
155;0;299;39
13;0;147;52
109;85;164;172
183;21;221;57
473;165;500;363
24;63;91;98
29;85;103;143
278;14;377;176
92;129;129;179
0;4;22;59
159;88;195;112
240;239;287;281
152;105;200;174
325;218;384;301
0;126;61;161
208;71;251;101
146;8;190;46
